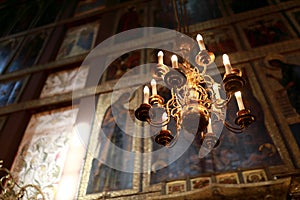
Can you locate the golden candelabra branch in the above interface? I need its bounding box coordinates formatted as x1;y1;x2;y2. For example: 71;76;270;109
0;165;45;200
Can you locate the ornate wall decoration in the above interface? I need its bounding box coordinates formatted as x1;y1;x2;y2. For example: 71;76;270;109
166;180;186;194
191;177;211;190
11;106;79;200
40;67;89;98
74;0;105;17
242;169;268;183
287;7;300;35
216;173;240;184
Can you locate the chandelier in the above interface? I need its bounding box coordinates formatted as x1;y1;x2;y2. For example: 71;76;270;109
0;167;45;200
134;34;255;149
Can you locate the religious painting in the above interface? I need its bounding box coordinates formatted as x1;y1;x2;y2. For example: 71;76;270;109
11;106;79;200
166;180;186;194
182;0;222;25
191;177;211;190
6;32;48;73
242;169;268;183
223;0;270;14
216;173;239;184
0;38;20;74
258;52;300;160
101;50;142;83
114;5;146;43
238;14;296;48
74;0;105;16
56;22;99;60
151;0;177;29
194;26;240;57
0;78;26;107
147;65;289;189
79;90;141;198
287;8;300;34
40;66;89;98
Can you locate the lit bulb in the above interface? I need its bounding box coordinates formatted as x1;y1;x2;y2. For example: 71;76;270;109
234;91;245;111
207;118;213;133
162;112;168;130
196;34;206;50
158;51;164;65
151;79;157;95
143;86;150;104
171;55;178;68
222;54;232;74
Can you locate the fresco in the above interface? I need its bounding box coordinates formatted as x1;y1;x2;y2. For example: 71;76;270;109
242;17;293;48
11;107;79;200
87;92;135;194
40;67;89;98
56;22;99;60
0;79;24;107
0;39;19;74
101;50;141;82
6;32;47;73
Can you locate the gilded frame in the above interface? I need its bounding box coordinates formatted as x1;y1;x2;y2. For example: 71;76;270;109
78;89;141;199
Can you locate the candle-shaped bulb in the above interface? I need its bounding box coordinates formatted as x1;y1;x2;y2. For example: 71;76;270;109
196;34;206;50
212;83;220;100
151;79;157;95
143;86;150;104
234;91;245;111
162;112;168;130
171;55;178;68
222;54;232;74
207;118;213;133
158;51;164;65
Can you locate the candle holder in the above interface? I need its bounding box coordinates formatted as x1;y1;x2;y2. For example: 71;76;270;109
195;50;215;66
135;103;151;122
152;64;169;79
149;94;164;106
155;129;174;146
201;132;220;149
235;109;256;129
223;69;246;94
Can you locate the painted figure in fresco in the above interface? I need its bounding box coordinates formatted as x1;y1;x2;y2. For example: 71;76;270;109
87;93;134;194
244;19;291;48
117;6;142;33
264;54;300;115
105;51;141;81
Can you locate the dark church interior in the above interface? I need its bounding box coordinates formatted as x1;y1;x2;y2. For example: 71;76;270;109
0;0;300;199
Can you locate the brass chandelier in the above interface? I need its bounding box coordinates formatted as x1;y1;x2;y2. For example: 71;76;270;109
135;34;255;149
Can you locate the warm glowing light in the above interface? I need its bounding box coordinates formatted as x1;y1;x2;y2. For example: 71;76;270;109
158;51;164;65
162;112;168;130
171;55;178;68
222;54;232;74
196;34;206;50
143;86;150;104
207;118;213;133
151;79;157;95
234;91;245;111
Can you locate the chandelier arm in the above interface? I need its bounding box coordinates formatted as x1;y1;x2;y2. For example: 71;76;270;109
224;121;244;134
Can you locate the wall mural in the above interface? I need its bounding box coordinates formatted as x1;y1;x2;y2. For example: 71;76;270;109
0;78;25;107
0;38;19;74
85;91;139;195
150;68;283;185
40;67;89;98
56;22;99;60
101;50;142;83
6;32;47;73
11;106;79;200
240;14;295;48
